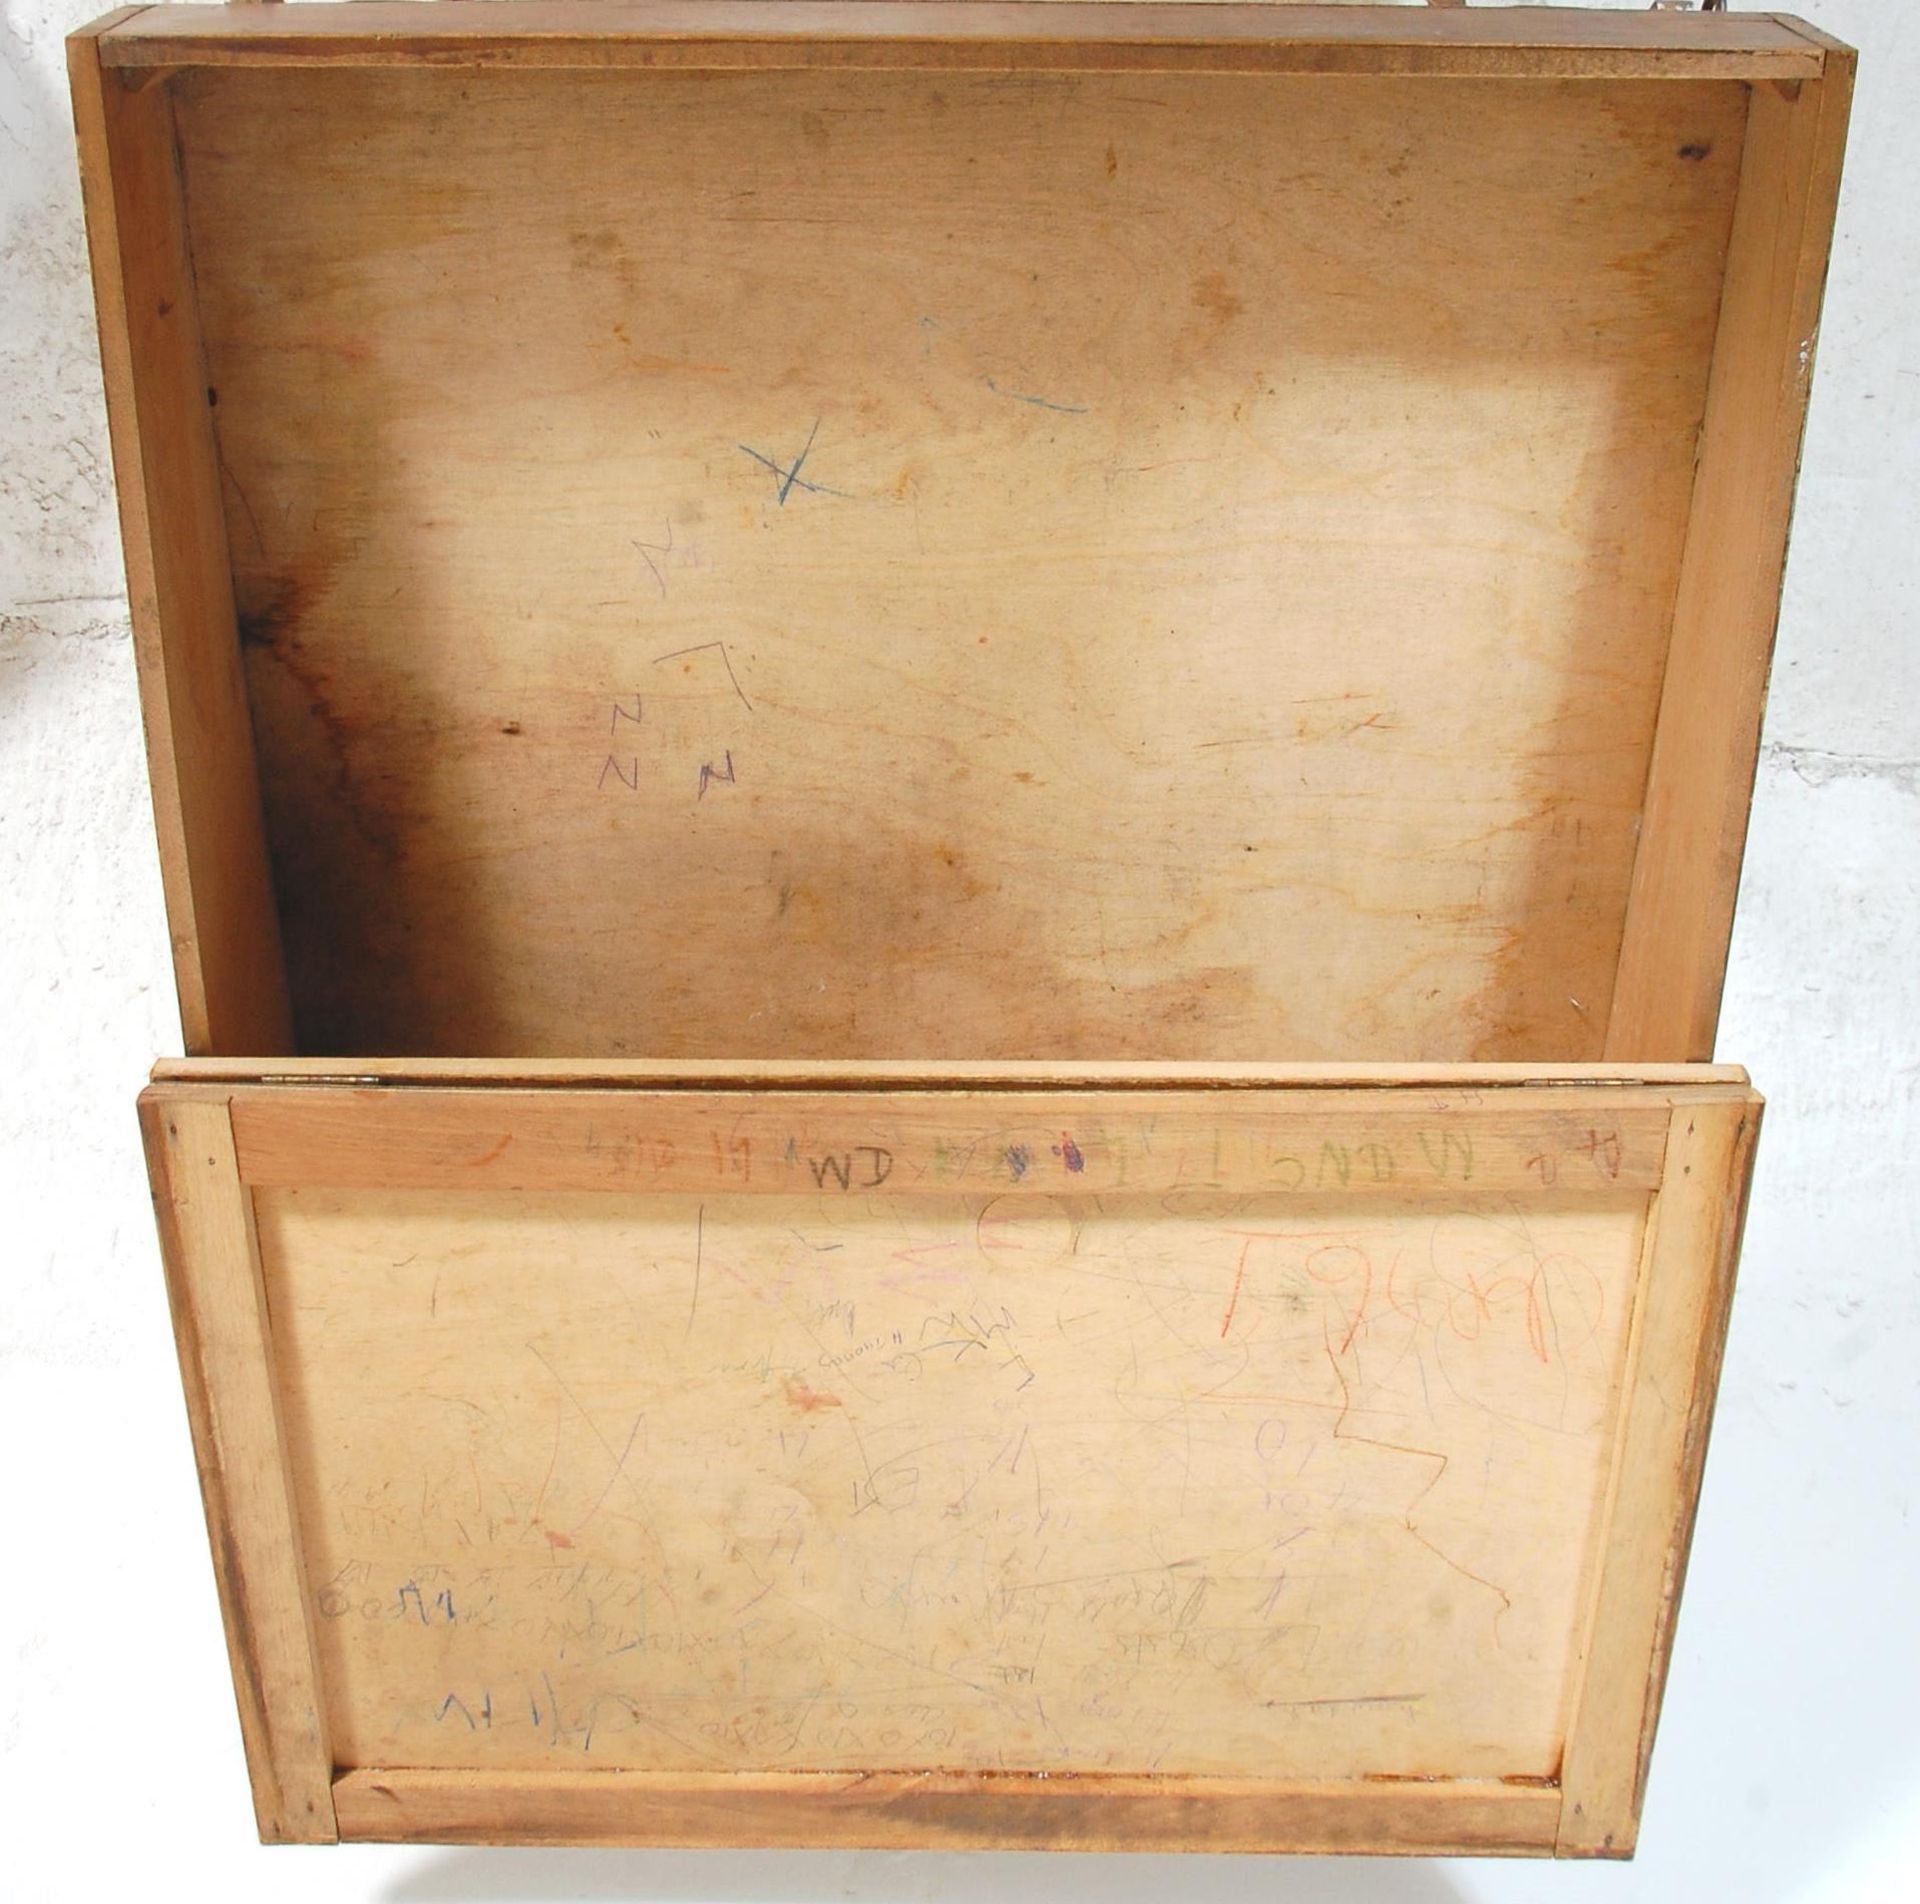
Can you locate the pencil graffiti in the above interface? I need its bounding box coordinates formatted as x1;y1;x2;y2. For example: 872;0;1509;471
275;1157;1642;1782
653;640;753;712
737;418;850;504
633;522;673;597
984;376;1089;416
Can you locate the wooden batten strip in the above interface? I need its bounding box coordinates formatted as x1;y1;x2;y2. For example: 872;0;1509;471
69;28;293;1055
1607;53;1854;1060
224;1084;1685;1196
331;1766;1561;1853
152;1056;1754;1089
1556;1093;1760;1854
96;2;1827;80
138;1094;336;1843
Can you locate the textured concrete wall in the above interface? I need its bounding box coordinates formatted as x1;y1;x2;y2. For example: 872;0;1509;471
3;4;1913;1899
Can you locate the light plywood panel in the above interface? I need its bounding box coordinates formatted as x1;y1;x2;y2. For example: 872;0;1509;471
173;66;1746;1061
260;1183;1645;1780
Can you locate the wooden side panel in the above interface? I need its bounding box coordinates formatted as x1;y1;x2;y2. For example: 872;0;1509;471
1556;1094;1759;1855
1606;56;1854;1060
138;1095;335;1843
172;67;1745;1062
69;35;292;1055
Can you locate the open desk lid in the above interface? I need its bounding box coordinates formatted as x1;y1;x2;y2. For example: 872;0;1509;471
73;4;1853;1065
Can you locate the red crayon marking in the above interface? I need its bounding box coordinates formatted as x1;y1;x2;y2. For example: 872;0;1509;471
1220;1240;1253;1339
783;1375;843;1414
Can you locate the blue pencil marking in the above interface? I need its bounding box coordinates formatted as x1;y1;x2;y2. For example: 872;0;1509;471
738;417;849;503
779;416;819;504
985;377;1088;416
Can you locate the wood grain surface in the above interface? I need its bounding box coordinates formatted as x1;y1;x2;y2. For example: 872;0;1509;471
173;64;1745;1060
140;1067;1759;1851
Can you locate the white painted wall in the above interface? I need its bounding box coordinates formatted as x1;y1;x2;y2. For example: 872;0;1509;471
2;3;1913;1899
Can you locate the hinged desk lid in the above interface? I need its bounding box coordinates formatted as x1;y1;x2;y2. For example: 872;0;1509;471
72;6;1853;1063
